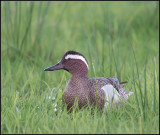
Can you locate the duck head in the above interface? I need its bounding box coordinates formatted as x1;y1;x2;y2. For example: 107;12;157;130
44;51;89;77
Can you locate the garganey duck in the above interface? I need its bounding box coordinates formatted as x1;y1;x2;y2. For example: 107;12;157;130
44;51;133;111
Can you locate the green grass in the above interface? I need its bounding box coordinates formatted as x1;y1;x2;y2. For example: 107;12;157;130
1;1;159;134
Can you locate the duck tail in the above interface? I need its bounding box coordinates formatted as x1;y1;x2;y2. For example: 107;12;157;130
120;81;128;85
119;81;133;97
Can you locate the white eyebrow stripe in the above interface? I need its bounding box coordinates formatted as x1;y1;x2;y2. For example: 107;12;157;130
65;54;89;69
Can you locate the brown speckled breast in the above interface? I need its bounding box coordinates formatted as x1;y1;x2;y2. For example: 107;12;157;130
63;76;90;111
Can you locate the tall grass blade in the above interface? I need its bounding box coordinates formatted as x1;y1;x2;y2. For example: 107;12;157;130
84;25;93;76
37;2;43;23
92;22;100;75
132;68;141;114
111;43;118;78
33;2;50;46
102;5;106;76
16;2;21;48
144;59;148;120
117;40;121;82
20;2;34;51
108;21;112;77
52;2;68;35
7;2;14;43
153;57;156;112
4;2;11;56
131;44;144;110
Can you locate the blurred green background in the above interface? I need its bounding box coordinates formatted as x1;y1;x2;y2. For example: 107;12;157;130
1;1;159;134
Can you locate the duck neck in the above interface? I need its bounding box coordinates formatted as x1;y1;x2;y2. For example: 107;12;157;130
69;67;89;78
71;72;88;79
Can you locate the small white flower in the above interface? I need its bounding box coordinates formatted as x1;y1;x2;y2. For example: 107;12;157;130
54;108;57;111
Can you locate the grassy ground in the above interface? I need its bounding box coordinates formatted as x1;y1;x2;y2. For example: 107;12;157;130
1;1;159;134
